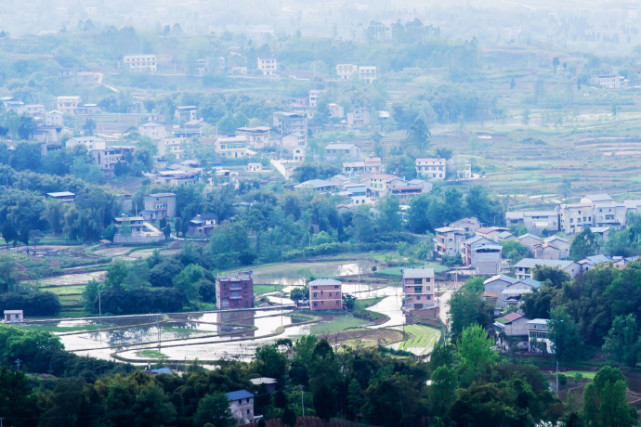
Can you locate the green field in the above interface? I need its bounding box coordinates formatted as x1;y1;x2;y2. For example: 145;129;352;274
136;350;169;359
253;284;285;295
375;263;449;277
310;315;368;335
398;324;441;355
563;370;596;380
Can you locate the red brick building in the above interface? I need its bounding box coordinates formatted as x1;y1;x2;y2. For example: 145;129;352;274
216;271;254;309
308;279;342;310
402;267;435;310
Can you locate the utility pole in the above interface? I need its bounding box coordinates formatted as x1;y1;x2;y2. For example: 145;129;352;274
98;291;102;317
157;316;162;351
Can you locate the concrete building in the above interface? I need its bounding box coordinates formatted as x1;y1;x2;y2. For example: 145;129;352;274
236;127;270;149
3;310;24;322
295;179;338;193
325;143;361;161
216;271;254;309
358;66;377;83
226;390;255;424
559;202;593;234
90;146;134;172
590;74;625;89
46;191;75;203
416;158;447;180
123;54;157;72
494;312;530;351
471;242;502;275
257;57;277;75
292;146;305;162
528;319;553;353
56;96;82;115
336;64;358;80
309;90;326;108
175;106;198;123
112;216;164;244
138;122;168;141
143;193;177;220
188;214;216;236
517;233;543;253
215;136;250;158
433;227;466;258
513;258;580;280
343;157;382;175
346;107;371;129
273;112;308;145
401;268;436;310
309;278;342;310
506;210;560;234
66;136;106;151
450;217;481;235
157;137;187;160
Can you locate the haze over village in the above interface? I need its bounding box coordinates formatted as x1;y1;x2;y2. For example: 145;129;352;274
2;1;641;426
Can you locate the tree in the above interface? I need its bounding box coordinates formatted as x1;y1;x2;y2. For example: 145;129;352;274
583;366;638;427
255;345;288;379
377;195;401;232
173;264;205;300
521;286;558;319
602;314;641;369
429;366;458;417
548;307;583;363
83;119;96;136
281;406;297;426
570;228;600;261
404;117;431;152
500;240;530;266
133;385;177;427
194;392;234;427
456;324;498;386
449;282;493;339
163;223;171;240
532;265;571;288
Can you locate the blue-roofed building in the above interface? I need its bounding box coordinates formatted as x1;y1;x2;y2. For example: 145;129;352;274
226;389;255;424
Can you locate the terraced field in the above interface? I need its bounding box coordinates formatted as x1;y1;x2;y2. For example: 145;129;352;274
396;324;442;356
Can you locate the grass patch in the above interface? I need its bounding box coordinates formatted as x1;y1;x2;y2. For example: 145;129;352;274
310;315;368;335
254;284;284;295
563;370;597;380
374;263;449;277
136;350;169;359
352;297;388;324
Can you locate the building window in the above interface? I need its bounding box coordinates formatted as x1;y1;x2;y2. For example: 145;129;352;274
413;279;422;284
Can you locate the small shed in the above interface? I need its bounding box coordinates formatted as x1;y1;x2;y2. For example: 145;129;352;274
4;310;24;322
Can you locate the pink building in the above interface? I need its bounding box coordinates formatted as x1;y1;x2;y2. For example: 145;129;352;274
402;268;436;310
309;279;342;310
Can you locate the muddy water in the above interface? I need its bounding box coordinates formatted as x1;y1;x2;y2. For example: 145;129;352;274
56;282;404;363
28;271;106;286
252;259;377;286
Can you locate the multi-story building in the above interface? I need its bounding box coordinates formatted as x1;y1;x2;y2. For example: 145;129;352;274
143;192;177;220
66;136;106;151
309;279;342;310
433;227;466;258
402;268;436;310
450;217;481;235
226;390;255;424
56;96;82;115
175;106;198;123
336;64;358;80
90;146;134;172
416;158;447;180
346;107;371;129
559;202;593;234
157;137;187;160
216;271;254;309
325;143;361;161
215;136;250;158
358;66;377;84
308;90;326;108
343;157;382;174
513;258;580;280
257;57;277;75
528;319;553;353
590;74;625;89
235;127;270;149
506;210;560;234
123;54;157;72
273;112;308;142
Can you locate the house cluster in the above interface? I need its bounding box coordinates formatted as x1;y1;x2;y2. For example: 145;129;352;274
433;218;507;275
335;64;377;83
295;158;434;207
507;194;641;236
